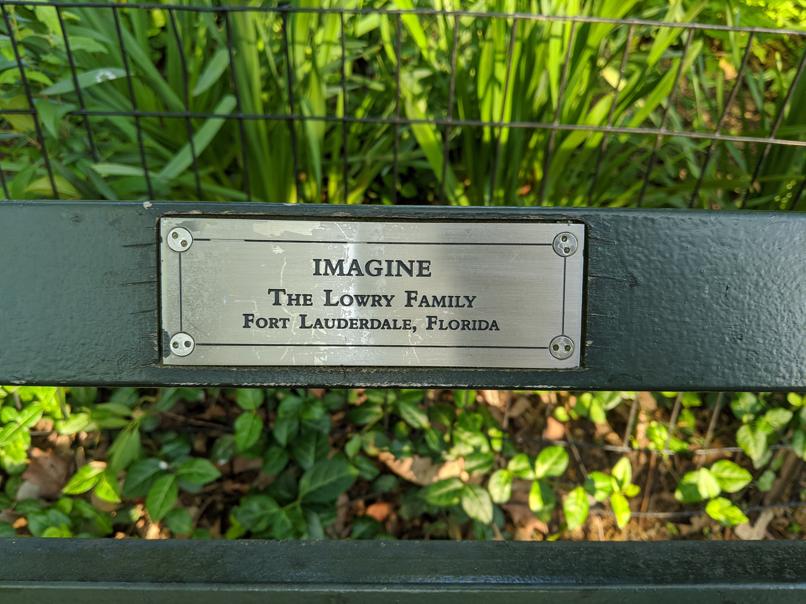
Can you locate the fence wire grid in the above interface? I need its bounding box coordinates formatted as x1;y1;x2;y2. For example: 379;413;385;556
1;3;805;528
0;1;804;210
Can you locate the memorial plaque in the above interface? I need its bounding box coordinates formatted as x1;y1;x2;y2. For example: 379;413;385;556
160;218;585;369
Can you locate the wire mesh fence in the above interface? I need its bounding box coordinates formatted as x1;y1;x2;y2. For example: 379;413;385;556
0;2;804;209
1;2;805;535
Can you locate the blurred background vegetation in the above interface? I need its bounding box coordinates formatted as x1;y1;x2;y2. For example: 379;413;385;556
0;0;804;541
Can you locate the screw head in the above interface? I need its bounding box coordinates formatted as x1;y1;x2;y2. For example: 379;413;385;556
169;332;195;357
549;335;574;360
167;227;193;252
552;231;578;257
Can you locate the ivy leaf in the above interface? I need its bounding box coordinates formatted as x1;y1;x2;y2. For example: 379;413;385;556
62;463;104;495
146;474;178;522
705;497;749;527
347;404;384;426
709;460;752;493
235;388;265;411
107;425;141;471
563;486;589;531
298;457;358;503
736;424;768;468
422;478;465;507
793;429;806;460
291;430;327;470
165;508;193;536
534;446;568;479
528;479;556;515
507;453;535;479
675;471;704;504
234;412;262;452
695;467;722;500
756;469;775;492
623;483;641;498
610;491;632;529
487;469;513;504
176;458;221;486
263;446;290;476
611;457;632;490
461;484;493;524
93;469;122;503
585;471;614;502
396;398;430;430
760;408;793;432
0;403;43;447
273;396;303;446
234;494;280;533
123;459;163;498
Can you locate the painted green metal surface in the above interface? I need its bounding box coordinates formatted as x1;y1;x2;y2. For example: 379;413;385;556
0;539;804;603
1;201;804;390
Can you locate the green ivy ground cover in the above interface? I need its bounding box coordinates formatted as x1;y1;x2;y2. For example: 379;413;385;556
1;0;804;541
0;387;803;540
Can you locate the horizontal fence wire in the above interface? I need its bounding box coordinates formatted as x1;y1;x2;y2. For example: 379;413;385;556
1;2;804;527
0;1;802;36
0;2;804;208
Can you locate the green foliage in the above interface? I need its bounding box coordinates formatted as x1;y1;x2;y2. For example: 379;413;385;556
675;459;752;526
585;458;641;529
1;1;803;207
1;0;804;539
0;384;802;538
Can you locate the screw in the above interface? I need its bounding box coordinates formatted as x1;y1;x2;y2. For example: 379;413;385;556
169;332;195;357
549;335;574;360
167;227;193;252
552;231;578;257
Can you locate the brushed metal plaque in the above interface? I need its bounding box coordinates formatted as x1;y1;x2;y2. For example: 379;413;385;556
160;218;585;369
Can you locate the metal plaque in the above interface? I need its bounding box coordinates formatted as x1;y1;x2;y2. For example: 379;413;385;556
160;217;585;369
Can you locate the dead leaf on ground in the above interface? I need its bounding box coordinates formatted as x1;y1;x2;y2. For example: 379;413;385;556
543;416;565;440
508;397;532;420
378;452;465;486
232;456;263;474
366;501;393;522
20;447;70;499
479;390;509;410
735;509;775;541
503;503;548;539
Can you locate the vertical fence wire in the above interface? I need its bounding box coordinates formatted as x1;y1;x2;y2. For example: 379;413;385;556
0;151;9;199
636;27;695;208
1;3;59;199
167;8;203;200
339;10;349;204
393;13;403;205
689;32;755;209
539;20;577;204
741;44;806;208
488;18;519;205
589;24;633;203
222;9;251;201
442;13;460;204
110;5;153;200
281;11;302;203
56;5;98;164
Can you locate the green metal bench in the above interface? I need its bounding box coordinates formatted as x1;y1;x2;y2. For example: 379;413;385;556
1;2;805;600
